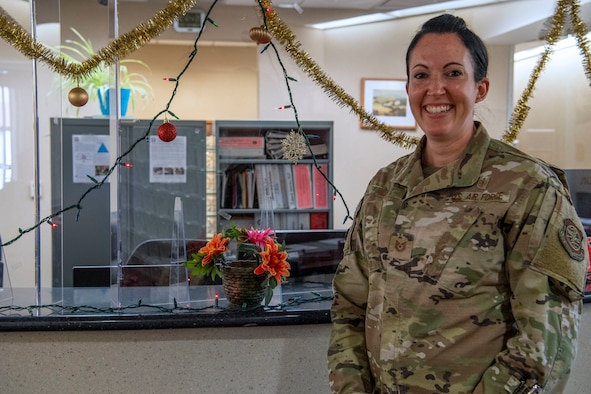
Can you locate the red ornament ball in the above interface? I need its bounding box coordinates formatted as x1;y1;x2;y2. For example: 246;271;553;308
158;121;177;142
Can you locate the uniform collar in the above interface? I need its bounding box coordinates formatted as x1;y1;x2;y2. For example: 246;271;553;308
394;122;491;196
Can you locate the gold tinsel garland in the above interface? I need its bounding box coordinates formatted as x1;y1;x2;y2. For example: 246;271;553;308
259;0;420;149
566;0;591;84
502;0;591;143
0;0;197;81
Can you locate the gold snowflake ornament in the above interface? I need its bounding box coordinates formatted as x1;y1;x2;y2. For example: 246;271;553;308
281;130;308;163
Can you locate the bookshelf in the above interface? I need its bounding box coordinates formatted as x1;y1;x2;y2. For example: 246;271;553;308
215;120;334;231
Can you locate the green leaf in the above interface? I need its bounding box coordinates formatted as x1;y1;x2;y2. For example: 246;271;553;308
238;243;260;258
264;285;273;306
184;257;222;282
223;223;244;240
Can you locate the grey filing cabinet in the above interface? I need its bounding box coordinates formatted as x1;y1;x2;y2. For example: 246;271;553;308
50;118;207;287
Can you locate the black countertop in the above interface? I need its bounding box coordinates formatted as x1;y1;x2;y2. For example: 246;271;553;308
0;308;332;331
0;278;334;331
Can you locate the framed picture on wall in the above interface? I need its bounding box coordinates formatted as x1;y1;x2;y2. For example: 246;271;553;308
360;78;416;130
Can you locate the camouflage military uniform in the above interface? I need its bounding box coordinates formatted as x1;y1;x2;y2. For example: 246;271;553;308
328;123;588;394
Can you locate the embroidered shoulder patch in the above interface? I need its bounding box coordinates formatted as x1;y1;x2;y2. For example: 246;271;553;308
558;218;585;262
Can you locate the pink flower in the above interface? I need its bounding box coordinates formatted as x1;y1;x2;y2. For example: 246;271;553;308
245;227;275;248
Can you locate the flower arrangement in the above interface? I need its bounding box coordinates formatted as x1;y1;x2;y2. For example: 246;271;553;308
184;224;291;305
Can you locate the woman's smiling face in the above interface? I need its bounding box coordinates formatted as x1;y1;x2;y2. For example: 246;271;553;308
406;33;489;142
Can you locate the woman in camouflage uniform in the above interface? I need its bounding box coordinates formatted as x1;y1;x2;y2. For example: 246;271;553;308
328;14;588;394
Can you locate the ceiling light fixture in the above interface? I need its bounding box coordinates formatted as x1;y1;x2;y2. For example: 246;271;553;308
307;0;515;30
514;31;591;61
277;2;304;15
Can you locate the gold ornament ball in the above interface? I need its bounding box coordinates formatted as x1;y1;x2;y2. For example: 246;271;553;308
68;87;89;107
249;26;272;44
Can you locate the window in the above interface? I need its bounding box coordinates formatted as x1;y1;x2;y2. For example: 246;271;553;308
0;85;12;190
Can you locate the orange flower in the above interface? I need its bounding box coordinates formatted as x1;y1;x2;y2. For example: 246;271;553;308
255;239;291;285
198;233;229;266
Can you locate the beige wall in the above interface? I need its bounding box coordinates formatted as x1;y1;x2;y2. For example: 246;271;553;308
513;38;591;169
1;306;590;393
130;43;259;121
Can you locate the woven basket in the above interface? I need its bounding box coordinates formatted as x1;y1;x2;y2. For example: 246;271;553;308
221;261;266;308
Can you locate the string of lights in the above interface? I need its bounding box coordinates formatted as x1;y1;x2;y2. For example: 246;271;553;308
1;0;354;247
0;292;333;317
254;1;353;225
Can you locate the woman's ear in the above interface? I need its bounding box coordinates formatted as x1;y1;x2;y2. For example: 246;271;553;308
475;77;490;103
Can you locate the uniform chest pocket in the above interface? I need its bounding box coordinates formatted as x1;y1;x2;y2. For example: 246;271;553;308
380;205;488;294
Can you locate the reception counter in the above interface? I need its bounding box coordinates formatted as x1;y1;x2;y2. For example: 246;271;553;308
0;278;334;331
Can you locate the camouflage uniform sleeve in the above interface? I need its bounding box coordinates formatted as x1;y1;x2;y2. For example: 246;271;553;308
474;181;588;393
328;199;374;393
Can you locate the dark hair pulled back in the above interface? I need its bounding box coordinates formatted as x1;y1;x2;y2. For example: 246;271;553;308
405;14;488;82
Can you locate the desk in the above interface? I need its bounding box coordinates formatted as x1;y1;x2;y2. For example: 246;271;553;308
2;229;348;331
